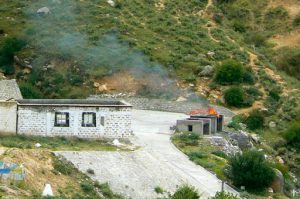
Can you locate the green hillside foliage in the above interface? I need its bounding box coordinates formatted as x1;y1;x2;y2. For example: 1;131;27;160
229;150;275;191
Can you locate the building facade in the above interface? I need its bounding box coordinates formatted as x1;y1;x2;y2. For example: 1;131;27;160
176;115;223;135
0;80;132;138
15;100;132;138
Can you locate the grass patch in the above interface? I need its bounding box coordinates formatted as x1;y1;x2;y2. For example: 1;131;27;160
172;133;228;180
0;135;121;151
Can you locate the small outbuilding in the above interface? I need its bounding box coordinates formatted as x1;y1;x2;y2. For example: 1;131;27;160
176;107;223;135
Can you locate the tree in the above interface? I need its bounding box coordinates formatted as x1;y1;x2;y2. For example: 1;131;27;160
215;60;244;85
245;110;264;130
284;122;300;149
224;87;244;107
229;150;275;191
0;37;26;75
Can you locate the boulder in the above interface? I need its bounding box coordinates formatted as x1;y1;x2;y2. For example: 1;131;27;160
269;121;276;128
249;133;260;144
228;130;252;149
37;7;50;15
107;0;115;7
199;65;214;77
276;156;284;164
271;169;284;193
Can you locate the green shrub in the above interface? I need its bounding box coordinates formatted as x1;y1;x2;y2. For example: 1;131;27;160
53;157;76;176
242;71;255;85
224;87;245;107
229;150;275;191
188;151;207;161
215;60;244;85
245;32;267;47
294;13;300;26
170;185;200;199
213;191;239;199
275;47;300;80
154;186;164;194
212;151;228;159
245;87;261;99
0;37;26;75
232;21;247;33
80;181;94;193
245;110;264;130
174;132;200;146
19;83;43;99
284;122;300;149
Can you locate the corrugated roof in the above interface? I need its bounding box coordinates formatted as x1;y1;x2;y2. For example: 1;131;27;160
17;99;132;107
0;79;23;100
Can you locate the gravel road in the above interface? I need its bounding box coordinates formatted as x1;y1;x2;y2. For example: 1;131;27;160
57;110;238;199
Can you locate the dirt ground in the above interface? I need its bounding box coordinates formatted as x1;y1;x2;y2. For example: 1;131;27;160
0;149;79;197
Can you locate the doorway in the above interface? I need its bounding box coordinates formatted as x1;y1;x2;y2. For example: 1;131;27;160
203;123;210;135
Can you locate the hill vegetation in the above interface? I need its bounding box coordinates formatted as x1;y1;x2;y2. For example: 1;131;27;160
0;0;300;197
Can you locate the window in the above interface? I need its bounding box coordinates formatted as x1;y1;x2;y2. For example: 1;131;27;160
100;116;105;126
55;112;69;127
82;112;96;127
188;125;193;132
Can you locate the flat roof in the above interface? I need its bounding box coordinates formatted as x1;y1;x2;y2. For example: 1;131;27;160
16;99;132;107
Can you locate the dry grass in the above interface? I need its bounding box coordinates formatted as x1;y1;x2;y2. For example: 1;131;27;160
0;149;80;197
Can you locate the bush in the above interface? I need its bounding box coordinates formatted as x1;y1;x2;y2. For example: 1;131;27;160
212;151;228;159
188;151;207;161
154;186;164;194
294;13;300;26
0;37;26;75
170;185;200;199
229;150;275;191
224;87;245;107
242;71;255;85
213;191;239;199
174;132;200;146
215;60;244;85
245;32;267;47
275;48;300;80
19;83;43;99
53;157;77;176
80;181;94;192
245;110;264;130
284;122;300;149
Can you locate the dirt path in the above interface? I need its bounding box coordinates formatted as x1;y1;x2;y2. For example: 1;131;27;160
58;110;238;199
203;0;220;43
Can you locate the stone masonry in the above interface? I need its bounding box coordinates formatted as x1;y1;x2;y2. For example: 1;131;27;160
17;105;132;138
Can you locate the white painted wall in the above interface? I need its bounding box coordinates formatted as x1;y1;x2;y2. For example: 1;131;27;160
0;101;17;135
17;106;132;138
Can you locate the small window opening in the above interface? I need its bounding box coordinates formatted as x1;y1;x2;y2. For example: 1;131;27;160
188;125;193;132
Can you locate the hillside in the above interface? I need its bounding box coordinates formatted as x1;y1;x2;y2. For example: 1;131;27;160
0;0;300;197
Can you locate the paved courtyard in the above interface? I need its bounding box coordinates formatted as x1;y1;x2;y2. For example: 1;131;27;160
58;110;238;198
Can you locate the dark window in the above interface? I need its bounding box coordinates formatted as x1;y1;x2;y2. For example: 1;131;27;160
188;125;193;132
55;112;69;127
82;112;96;127
100;116;105;126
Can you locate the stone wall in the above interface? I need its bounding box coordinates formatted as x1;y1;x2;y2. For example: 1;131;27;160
0;101;17;135
17;106;132;138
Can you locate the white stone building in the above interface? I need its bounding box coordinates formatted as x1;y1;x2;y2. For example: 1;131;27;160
0;80;132;138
